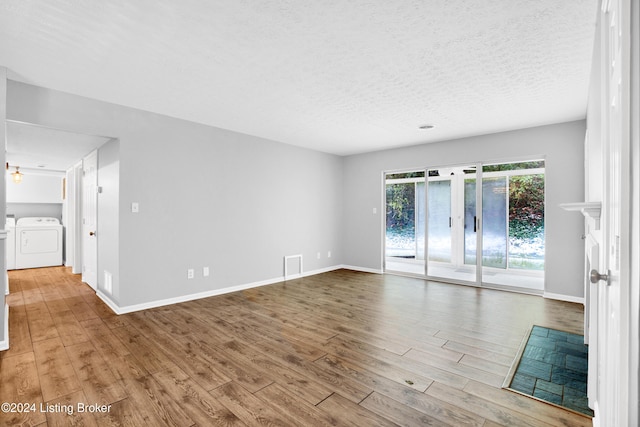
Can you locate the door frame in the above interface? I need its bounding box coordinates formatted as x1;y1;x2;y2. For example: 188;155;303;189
589;0;635;424
81;150;98;290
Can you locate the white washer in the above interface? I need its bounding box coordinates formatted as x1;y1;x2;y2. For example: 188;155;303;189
5;217;15;270
15;217;63;269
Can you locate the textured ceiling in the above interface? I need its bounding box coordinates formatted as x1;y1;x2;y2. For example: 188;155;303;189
0;0;597;156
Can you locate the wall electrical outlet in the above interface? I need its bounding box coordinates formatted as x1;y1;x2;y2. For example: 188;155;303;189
203;267;210;277
317;252;321;259
187;269;194;279
328;251;332;258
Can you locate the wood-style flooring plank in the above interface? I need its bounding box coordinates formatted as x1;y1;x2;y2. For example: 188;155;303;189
209;381;295;426
92;395;156;426
43;389;98;427
32;337;82;403
24;300;59;343
360;391;450;427
65;341;128;406
122;375;194;427
188;337;274;394
315;354;483;426
254;382;349;427
63;296;100;322
462;380;592;427
321;336;443;392
110;325;178;375
442;340;516;366
152;366;244;426
0;352;46;426
316;392;398;427
79;318;131;357
217;339;334;405
50;309;89;346
434;330;519;357
424;382;556;427
247;336;373;404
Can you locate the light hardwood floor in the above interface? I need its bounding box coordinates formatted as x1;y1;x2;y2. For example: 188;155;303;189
0;267;592;426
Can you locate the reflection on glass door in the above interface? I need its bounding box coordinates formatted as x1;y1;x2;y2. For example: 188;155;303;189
481;177;508;268
427;178;451;263
464;177;477;265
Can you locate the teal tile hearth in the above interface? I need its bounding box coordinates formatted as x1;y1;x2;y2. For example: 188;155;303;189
508;326;593;417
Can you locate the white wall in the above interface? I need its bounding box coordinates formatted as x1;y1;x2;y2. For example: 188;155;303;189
6;172;63;204
342;121;587;299
97;139;119;302
6;80;345;309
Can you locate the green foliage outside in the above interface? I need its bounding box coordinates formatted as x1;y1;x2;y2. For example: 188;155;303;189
509;174;544;240
386;183;415;231
484;161;544;172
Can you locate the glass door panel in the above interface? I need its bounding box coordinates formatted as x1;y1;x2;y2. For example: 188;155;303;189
385;171;425;276
416;182;426;261
481;162;545;290
508;173;545;271
385;181;415;258
481;177;508;268
427;179;451;262
464;178;477;265
426;166;477;284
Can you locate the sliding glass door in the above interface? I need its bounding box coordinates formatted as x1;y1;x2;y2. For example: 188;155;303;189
385;160;545;292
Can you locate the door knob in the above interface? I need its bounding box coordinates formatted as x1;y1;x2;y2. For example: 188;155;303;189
89;231;95;236
590;269;610;285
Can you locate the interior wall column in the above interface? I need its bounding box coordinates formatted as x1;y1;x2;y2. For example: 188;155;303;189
0;66;8;351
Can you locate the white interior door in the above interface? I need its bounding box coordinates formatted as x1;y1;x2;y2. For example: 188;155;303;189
592;0;631;425
82;150;98;290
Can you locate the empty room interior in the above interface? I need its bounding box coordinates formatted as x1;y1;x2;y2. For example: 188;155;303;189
0;1;638;426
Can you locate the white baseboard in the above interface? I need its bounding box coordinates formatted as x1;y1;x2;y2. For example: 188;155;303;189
340;265;384;274
0;303;9;351
543;292;585;305
98;265;345;315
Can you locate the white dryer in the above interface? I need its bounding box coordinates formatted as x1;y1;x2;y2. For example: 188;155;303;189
5;217;15;270
15;217;63;269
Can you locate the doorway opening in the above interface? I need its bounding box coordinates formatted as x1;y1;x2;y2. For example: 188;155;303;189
5;120;114;291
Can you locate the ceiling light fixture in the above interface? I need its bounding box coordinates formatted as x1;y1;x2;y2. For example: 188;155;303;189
419;124;435;130
11;166;23;184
